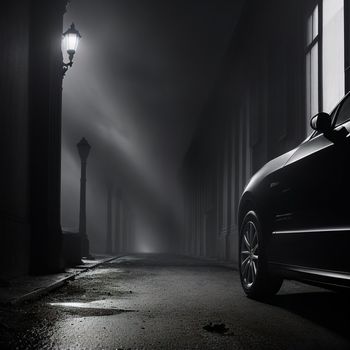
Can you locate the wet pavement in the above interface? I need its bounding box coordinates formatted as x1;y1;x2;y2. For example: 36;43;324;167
0;256;117;305
1;254;350;349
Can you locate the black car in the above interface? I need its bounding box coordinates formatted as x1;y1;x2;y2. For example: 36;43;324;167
238;92;350;299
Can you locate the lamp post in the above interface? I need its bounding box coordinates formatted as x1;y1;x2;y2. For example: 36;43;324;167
62;22;81;76
77;137;91;258
106;183;113;254
114;189;122;254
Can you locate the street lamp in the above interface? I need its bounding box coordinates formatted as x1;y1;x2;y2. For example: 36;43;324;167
77;137;91;258
62;23;81;76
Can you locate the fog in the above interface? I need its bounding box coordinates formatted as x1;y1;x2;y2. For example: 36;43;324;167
61;0;243;253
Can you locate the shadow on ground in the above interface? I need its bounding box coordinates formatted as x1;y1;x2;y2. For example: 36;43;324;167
267;290;350;340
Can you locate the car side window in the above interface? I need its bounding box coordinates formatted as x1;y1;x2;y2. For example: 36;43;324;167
334;95;350;126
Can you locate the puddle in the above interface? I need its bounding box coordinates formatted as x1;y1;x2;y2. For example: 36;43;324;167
83;268;124;276
48;301;134;317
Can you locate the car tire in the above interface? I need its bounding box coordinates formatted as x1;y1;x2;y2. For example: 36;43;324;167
239;210;283;299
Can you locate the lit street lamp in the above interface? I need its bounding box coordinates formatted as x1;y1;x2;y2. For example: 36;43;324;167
62;22;81;76
77;137;91;258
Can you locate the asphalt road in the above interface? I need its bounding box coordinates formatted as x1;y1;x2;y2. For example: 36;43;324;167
2;254;350;349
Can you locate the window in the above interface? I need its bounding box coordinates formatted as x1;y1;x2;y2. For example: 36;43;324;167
306;5;320;135
306;1;345;134
322;0;345;113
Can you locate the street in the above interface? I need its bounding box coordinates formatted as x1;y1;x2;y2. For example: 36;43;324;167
1;254;350;350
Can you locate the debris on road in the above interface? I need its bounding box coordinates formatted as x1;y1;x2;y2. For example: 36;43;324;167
203;322;229;334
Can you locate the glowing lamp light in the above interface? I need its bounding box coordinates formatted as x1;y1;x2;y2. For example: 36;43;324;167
62;23;81;76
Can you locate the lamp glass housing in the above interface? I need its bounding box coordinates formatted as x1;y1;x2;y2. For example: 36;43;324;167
77;138;91;161
63;23;81;59
65;32;80;54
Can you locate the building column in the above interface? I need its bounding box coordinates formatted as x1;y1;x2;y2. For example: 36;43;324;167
121;199;128;252
0;2;32;277
191;189;196;255
224;119;233;262
123;205;129;253
230;114;239;265
218;127;229;260
29;0;69;274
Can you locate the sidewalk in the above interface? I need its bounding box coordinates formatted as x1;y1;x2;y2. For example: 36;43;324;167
0;255;119;305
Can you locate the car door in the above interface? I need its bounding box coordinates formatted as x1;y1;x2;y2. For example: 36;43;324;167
269;97;350;273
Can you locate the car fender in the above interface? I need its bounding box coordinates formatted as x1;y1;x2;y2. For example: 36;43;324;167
238;148;297;230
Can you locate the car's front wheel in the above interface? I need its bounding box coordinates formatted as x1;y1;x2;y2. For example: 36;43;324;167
239;210;283;299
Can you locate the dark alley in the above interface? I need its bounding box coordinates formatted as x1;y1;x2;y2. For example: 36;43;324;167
2;0;350;348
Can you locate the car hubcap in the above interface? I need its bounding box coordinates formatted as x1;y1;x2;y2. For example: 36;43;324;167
240;221;259;289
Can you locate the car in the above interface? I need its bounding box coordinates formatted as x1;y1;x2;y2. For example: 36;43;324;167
238;92;350;299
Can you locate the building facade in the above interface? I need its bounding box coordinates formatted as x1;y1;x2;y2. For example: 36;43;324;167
181;0;350;265
0;1;68;277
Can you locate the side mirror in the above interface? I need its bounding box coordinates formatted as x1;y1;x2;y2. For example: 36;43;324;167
310;112;332;133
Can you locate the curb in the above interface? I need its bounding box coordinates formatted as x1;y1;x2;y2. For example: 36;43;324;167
9;255;121;305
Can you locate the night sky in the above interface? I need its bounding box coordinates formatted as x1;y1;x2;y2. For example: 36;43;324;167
61;0;244;252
